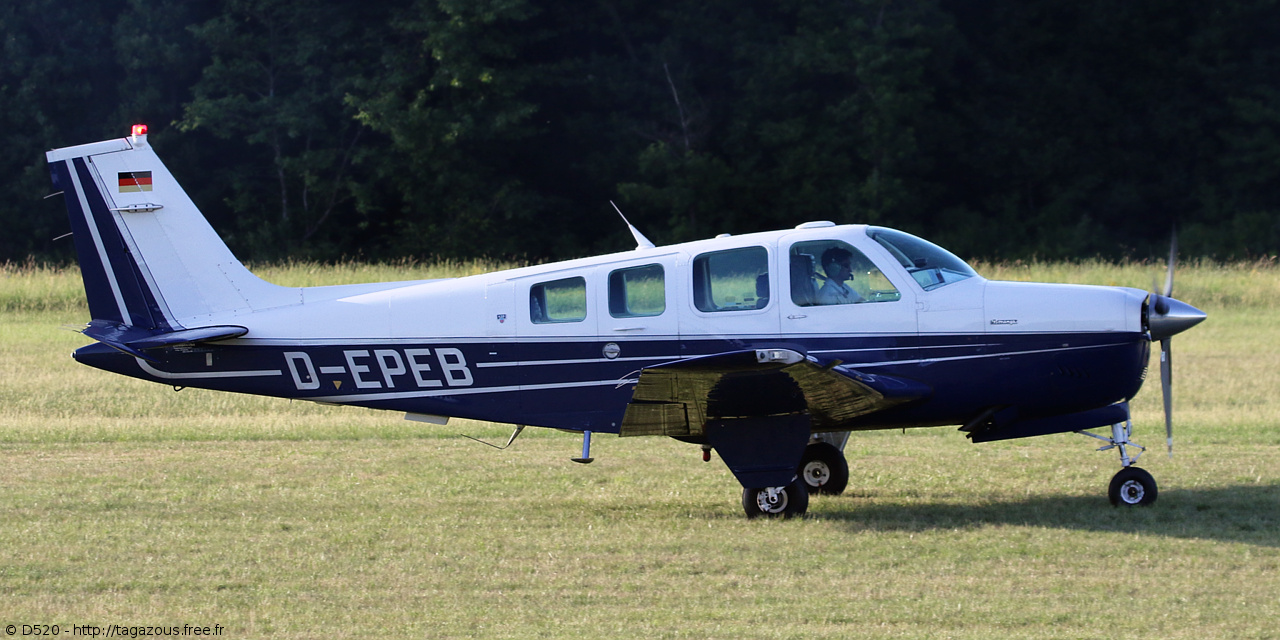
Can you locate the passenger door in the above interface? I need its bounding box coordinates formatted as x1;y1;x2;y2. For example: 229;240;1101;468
590;256;684;421
778;234;918;339
594;254;680;341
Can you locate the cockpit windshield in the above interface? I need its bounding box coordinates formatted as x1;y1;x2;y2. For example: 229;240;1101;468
867;227;978;291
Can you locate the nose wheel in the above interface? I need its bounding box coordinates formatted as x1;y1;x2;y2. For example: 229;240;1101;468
1080;419;1159;507
1109;466;1158;506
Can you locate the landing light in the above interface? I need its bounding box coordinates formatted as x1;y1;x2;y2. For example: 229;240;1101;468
132;124;148;137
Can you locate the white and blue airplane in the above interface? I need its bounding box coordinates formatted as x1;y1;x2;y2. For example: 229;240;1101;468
46;126;1206;518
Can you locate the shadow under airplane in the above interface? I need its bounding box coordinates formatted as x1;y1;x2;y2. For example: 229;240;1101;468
815;483;1280;547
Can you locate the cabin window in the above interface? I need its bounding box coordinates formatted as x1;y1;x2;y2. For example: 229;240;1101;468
692;246;769;312
868;227;977;291
789;240;900;306
609;264;665;318
530;276;587;323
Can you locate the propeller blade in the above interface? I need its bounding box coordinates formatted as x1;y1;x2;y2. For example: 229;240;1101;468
1163;231;1177;298
1160;337;1173;457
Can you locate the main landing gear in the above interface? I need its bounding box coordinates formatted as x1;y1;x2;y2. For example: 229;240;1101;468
742;479;810;519
798;442;850;496
1079;420;1159;507
739;433;852;519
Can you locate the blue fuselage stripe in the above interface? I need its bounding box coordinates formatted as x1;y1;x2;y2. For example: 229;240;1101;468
74;332;1149;434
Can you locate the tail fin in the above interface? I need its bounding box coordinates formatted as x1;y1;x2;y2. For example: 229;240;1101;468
46;127;299;331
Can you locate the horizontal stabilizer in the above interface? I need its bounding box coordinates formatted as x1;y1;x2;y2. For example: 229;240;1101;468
128;325;248;349
83;320;247;362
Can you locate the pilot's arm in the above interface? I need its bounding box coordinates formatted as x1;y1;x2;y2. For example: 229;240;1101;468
816;279;862;305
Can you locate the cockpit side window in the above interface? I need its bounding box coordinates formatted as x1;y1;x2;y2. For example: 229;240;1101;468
790;240;900;306
609;264;665;318
867;227;978;291
530;276;587;323
692;246;769;312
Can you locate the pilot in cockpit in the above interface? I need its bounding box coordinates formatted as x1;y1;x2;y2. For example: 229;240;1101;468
817;247;864;305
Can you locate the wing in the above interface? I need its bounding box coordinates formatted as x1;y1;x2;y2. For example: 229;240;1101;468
619;348;929;438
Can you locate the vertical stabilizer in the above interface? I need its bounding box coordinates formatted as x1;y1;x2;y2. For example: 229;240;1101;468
46;128;300;330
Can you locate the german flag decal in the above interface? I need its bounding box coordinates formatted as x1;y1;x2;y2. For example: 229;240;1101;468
118;171;153;192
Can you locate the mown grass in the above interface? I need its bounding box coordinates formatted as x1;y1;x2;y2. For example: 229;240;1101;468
972;255;1280;310
1;259;1278;639
0;258;519;313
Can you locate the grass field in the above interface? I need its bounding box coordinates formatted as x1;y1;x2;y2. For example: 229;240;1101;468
2;260;1278;639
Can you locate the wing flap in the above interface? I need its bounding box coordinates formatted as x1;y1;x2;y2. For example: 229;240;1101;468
619;402;694;437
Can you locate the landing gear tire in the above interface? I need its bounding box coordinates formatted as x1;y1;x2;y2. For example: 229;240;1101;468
742;478;809;519
1109;466;1158;507
798;442;849;496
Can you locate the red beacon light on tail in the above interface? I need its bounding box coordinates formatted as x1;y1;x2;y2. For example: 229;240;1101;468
129;124;149;146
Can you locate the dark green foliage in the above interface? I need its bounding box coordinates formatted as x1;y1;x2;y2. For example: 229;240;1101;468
4;0;1278;263
177;0;396;259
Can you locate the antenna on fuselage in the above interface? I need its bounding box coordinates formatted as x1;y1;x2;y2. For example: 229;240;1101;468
461;424;525;450
611;201;655;250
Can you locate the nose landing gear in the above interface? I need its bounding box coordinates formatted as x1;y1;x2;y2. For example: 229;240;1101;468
1079;420;1159;507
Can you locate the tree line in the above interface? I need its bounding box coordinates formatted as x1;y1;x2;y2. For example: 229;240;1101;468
4;0;1278;264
